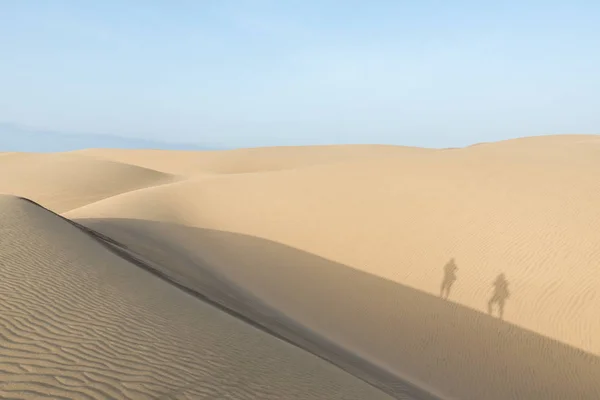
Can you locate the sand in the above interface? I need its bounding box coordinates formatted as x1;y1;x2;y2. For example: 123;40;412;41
0;196;393;399
1;134;599;399
0;152;174;213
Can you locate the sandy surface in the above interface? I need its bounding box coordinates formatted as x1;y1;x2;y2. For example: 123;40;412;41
0;196;393;399
1;134;600;399
0;152;174;213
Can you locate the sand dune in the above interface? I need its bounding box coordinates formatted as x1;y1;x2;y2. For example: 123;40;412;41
1;135;600;399
0;195;393;399
0;152;174;213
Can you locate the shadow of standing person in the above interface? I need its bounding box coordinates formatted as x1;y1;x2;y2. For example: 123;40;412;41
488;273;510;320
440;258;458;299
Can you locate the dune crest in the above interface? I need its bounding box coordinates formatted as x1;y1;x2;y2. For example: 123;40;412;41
74;144;431;176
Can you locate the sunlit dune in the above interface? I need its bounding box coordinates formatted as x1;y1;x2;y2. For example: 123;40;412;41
1;134;600;399
0;152;174;213
73;144;431;176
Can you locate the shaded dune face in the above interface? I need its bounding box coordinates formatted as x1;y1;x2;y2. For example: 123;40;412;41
0;196;393;400
1;134;600;399
67;218;600;400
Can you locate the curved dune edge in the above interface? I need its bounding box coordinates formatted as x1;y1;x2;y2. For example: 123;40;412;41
19;197;441;400
73;144;433;176
0;195;396;400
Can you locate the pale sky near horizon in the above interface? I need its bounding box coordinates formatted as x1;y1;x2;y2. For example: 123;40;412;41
1;1;599;149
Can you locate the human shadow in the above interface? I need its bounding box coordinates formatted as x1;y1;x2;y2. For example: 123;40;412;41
488;273;510;320
71;217;600;400
440;258;458;299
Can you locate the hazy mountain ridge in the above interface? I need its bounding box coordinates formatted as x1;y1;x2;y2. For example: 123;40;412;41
0;123;216;152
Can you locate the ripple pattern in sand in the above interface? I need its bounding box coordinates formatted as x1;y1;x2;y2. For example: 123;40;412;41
0;197;392;400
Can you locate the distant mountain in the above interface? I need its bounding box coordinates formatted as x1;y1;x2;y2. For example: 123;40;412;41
0;123;216;152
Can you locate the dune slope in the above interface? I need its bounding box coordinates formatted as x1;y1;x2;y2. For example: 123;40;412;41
0;195;394;400
64;135;600;400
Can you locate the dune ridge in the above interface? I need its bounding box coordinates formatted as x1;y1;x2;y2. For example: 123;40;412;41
0;195;394;399
1;134;599;399
73;144;431;176
19;197;441;400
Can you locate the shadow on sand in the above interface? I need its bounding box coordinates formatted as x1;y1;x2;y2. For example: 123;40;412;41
65;216;600;400
440;260;511;321
488;273;510;320
440;258;458;300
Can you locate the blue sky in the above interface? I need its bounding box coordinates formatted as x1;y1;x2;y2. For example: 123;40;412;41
1;1;599;148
